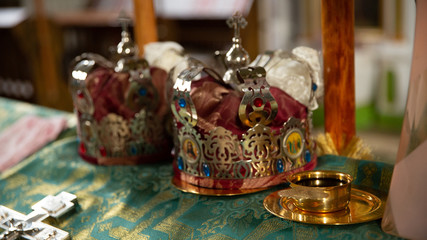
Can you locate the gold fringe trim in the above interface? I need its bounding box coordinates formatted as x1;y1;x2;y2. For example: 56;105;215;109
315;133;373;160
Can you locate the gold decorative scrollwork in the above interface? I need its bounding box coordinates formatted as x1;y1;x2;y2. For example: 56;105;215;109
175;117;312;179
238;67;278;127
99;113;130;154
130;109;163;144
242;124;275;177
204;127;241;178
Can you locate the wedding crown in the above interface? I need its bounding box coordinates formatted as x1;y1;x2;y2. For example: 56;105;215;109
69;18;172;165
170;13;322;191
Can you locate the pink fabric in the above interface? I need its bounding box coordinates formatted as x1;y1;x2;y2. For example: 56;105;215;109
0;115;67;171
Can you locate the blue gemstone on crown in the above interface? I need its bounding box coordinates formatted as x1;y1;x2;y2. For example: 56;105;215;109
277;159;284;173
178;156;184;170
202;163;210;177
131;145;137;155
138;88;147;96
312;83;318;91
178;98;186;108
305;150;311;162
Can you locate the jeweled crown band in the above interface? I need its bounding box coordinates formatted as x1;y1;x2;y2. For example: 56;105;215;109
175;117;314;180
77;109;170;162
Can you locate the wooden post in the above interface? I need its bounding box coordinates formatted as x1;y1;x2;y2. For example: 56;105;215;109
34;0;61;108
321;0;356;153
34;0;72;111
133;0;158;57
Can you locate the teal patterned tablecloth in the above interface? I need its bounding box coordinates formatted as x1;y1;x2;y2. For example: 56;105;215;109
0;98;400;239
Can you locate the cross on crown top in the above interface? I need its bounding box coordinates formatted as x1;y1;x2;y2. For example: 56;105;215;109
118;11;132;32
226;11;247;39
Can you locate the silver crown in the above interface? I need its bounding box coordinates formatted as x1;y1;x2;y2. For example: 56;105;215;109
69;17;172;165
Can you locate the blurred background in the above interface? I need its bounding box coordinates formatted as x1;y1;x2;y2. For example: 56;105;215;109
0;0;415;163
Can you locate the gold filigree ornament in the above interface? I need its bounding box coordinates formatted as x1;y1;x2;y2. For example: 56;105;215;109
130;109;163;145
99;113;131;156
238;67;278;127
241;124;275;177
203;127;241;179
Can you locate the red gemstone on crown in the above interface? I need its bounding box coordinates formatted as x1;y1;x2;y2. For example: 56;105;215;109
77;90;84;99
99;146;107;157
253;98;263;107
79;142;86;154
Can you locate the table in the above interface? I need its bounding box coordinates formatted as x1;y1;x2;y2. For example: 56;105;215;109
0;98;401;239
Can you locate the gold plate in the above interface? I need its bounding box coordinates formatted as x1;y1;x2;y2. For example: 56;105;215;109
172;177;268;196
263;187;386;225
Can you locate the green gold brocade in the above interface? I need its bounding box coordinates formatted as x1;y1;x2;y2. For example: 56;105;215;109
0;98;400;239
0;138;400;240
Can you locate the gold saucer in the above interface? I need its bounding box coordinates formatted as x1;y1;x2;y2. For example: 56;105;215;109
172;177;268;196
263;187;386;225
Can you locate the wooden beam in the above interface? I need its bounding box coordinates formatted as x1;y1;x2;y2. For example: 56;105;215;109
34;0;72;111
133;0;158;56
321;0;356;153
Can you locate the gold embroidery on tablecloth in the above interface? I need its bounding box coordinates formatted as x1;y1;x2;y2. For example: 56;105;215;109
205;233;236;240
72;227;97;240
81;216;91;223
108;208;165;240
21;173;79;198
75;172;110;193
361;163;377;188
3;174;28;191
293;222;319;239
55;192;104;238
346;160;359;182
101;190;175;222
109;226;133;239
153;197;198;238
75;193;104;216
25;167;98;197
380;166;393;191
98;222;112;232
243;218;291;240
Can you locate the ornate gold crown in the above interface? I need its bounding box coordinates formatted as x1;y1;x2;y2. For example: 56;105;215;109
171;65;317;191
170;13;321;192
69;18;172;165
